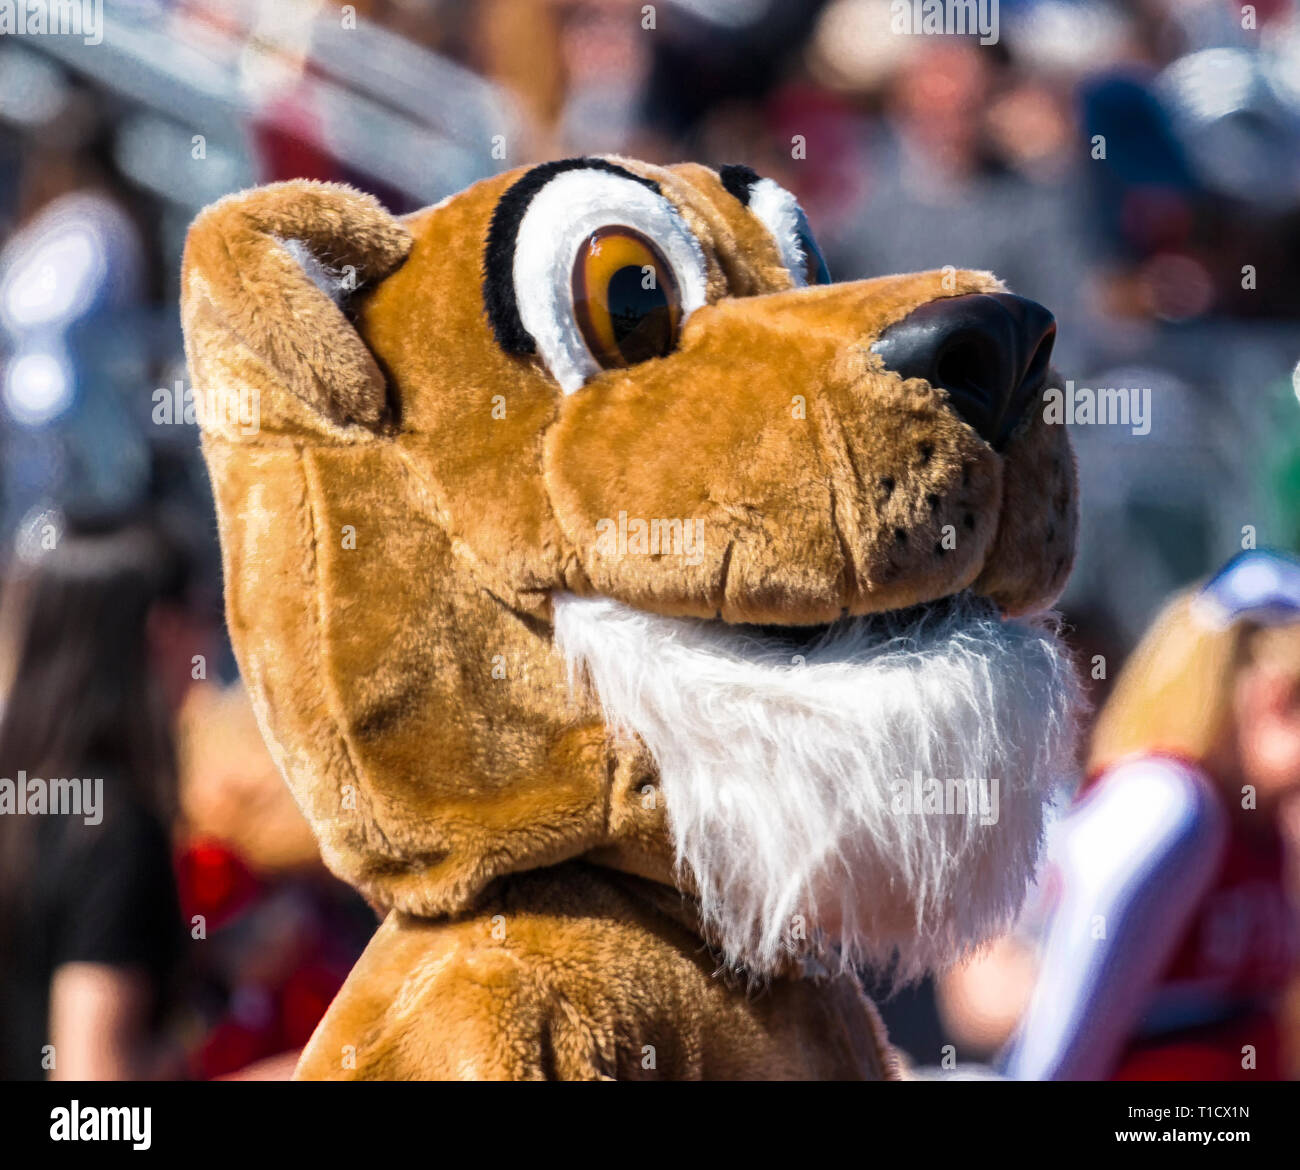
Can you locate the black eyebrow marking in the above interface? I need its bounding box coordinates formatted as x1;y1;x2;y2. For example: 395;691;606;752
482;157;661;355
718;163;762;207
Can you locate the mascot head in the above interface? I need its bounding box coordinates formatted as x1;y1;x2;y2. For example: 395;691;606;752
182;157;1080;980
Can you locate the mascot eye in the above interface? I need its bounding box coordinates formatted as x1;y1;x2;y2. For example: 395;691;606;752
503;164;708;394
572;227;682;368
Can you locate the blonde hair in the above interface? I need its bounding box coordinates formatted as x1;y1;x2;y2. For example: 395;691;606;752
1090;590;1300;775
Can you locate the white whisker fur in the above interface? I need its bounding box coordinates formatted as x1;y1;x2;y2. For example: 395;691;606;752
554;591;1082;980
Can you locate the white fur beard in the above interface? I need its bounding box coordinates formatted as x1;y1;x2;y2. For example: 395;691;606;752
553;591;1082;981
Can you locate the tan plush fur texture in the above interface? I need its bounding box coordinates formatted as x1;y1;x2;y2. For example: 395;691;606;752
180;158;1076;1081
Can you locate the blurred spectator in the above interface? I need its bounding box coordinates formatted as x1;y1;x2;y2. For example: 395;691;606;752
0;83;162;538
0;512;212;1079
993;552;1300;1079
174;683;377;1080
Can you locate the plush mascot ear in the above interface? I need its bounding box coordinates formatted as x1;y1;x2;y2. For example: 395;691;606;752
181;180;412;433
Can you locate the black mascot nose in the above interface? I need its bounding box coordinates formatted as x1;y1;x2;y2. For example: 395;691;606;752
871;293;1056;449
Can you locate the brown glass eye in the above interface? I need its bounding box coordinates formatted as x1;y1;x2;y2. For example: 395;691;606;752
571;227;682;368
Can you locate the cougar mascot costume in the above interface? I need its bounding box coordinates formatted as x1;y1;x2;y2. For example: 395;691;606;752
181;157;1081;1080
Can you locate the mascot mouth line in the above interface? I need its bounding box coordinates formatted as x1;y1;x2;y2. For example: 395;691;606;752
706;590;985;656
552;587;986;657
554;588;1081;979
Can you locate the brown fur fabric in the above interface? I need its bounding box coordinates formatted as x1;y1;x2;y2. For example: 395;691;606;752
181;158;1076;1080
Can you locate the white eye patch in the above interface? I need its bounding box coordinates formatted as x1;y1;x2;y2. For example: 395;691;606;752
747;177;821;288
511;168;708;394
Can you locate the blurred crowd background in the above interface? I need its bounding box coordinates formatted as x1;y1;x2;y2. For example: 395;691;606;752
1;0;1299;1079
